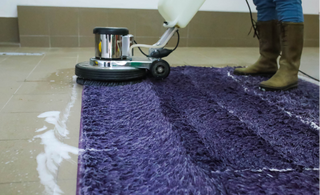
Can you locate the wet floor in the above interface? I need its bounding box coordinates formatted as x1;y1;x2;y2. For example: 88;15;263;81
0;47;318;195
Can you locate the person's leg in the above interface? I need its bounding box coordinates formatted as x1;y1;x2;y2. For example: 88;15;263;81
234;0;280;75
274;0;304;22
259;0;304;90
253;0;278;21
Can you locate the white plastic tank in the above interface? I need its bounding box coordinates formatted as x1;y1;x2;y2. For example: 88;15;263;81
158;0;206;28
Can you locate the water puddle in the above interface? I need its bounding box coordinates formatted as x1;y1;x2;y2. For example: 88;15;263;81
30;76;80;195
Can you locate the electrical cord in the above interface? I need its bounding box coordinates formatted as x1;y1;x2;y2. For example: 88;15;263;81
245;0;319;82
134;40;149;57
245;0;259;39
171;30;180;52
298;70;319;82
133;30;180;58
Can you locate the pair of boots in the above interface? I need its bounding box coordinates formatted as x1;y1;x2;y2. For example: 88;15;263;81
234;21;304;91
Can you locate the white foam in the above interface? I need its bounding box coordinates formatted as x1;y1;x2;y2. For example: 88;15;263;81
35;126;48;133
310;122;320;130
33;76;79;195
212;167;319;174
82;148;112;152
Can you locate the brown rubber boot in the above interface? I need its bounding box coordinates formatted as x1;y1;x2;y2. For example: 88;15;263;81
234;20;280;75
259;22;304;91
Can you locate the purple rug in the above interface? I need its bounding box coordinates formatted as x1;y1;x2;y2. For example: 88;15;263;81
77;67;319;195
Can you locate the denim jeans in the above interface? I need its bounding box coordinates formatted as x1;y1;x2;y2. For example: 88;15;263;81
253;0;304;22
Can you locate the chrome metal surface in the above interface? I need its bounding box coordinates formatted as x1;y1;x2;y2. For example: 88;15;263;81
157;66;164;73
77;62;137;70
155;27;177;46
89;56;156;70
95;34;123;59
122;35;134;58
149;27;178;55
129;27;178;58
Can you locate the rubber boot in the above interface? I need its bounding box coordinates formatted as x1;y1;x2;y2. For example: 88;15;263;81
234;20;280;75
259;22;304;91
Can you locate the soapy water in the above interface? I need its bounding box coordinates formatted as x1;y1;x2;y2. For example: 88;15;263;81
31;76;79;195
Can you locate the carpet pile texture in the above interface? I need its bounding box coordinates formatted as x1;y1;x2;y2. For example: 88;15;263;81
77;67;319;195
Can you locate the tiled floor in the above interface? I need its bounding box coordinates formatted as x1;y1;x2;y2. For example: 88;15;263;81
0;47;318;195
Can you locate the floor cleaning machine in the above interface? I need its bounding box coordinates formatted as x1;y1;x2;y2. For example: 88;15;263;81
75;0;206;84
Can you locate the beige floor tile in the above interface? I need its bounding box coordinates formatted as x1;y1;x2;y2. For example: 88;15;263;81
0;140;43;183
14;47;49;53
77;47;94;52
26;68;76;83
172;48;213;66
45;48;81;58
300;47;319;79
0;181;45;195
77;54;94;63
24;56;77;83
62;136;80;149
37;57;78;70
57;152;79;180
1;94;72;113
39;61;78;70
0;94;13;111
15;81;76;95
177;47;256;67
0;56;43;70
57;130;81;181
65;110;82;140
0;71;32;82
212;48;257;65
57;179;77;195
164;55;186;66
0;56;44;82
0;82;23;95
0;56;8;63
0;112;43;140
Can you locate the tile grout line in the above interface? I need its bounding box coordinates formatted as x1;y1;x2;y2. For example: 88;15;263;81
0;47;18;63
78;8;80;47
0;52;46;112
0;52;49;112
13;82;24;95
0;95;14;113
48;12;51;48
0;57;8;64
25;54;46;80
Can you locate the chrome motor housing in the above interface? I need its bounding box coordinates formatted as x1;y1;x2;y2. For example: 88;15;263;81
93;27;134;60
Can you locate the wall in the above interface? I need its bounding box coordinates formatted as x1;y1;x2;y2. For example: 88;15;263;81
0;0;319;17
16;6;319;47
17;6;259;47
0;18;20;46
0;0;319;46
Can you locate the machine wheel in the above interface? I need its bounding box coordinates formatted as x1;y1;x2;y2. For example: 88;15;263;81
75;62;147;81
76;77;85;85
150;60;170;80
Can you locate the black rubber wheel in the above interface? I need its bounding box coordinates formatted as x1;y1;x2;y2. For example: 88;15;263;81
150;60;170;80
75;62;147;81
76;77;85;85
